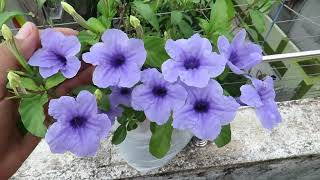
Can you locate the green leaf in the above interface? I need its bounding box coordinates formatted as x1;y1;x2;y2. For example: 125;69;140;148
127;121;138;131
112;125;127;145
143;36;169;68
0;11;24;27
214;124;231;148
19;94;48;137
133;1;159;31
87;17;106;34
198;18;210;34
134;111;146;122
21;77;43;91
249;9;265;33
36;0;46;8
209;0;235;40
171;11;183;25
78;30;100;46
149;119;173;159
45;73;66;89
178;20;193;38
97;0;117;19
117;115;128;125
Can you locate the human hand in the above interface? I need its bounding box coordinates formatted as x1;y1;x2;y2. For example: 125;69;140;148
0;22;93;179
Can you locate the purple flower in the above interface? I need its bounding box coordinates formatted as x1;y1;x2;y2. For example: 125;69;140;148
82;29;147;88
109;87;132;107
105;105;123;125
28;29;81;78
173;80;240;140
240;76;281;130
46;90;111;157
217;29;263;74
162;34;227;88
131;68;187;125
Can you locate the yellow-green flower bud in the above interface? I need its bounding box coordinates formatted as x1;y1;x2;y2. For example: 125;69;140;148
61;2;76;15
130;15;141;29
94;89;103;102
7;71;21;89
1;24;13;41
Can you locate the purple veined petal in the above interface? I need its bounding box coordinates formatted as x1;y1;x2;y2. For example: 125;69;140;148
131;84;154;111
60;56;81;78
192;114;222;141
201;52;227;77
92;65;120;88
45;122;73;154
106;105;123;124
28;49;63;68
48;96;77;121
161;59;182;83
256;100;281;130
101;29;129;50
109;87;132;107
165;39;187;61
144;98;172;125
140;68;164;85
82;43;113;66
211;96;240;125
172;104;196;129
69;128;101;157
118;65;141;88
39;65;62;78
227;61;245;75
76;91;98;117
188;34;212;57
240;52;263;71
217;35;231;58
246;42;263;54
40;29;64;50
252;77;276;100
166;84;187;110
86;113;111;139
124;38;147;67
240;84;263;107
231;29;246;48
179;68;210;88
61;36;81;56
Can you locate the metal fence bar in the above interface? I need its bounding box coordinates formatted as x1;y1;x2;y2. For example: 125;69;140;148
262;50;320;62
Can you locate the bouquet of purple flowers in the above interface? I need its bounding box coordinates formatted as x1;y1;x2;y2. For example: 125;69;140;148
2;0;281;163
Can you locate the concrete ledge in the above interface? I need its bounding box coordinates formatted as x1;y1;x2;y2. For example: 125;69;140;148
12;98;320;179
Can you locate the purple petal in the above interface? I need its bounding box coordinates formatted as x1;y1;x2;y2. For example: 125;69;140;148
45;122;72;153
48;96;77;121
82;43;111;66
167;84;187;110
232;29;246;48
60;56;81;78
125;38;147;67
201;52;227;77
131;84;154;111
227;61;245;75
211;96;240;125
180;68;210;88
140;68;163;85
101;29;129;49
218;35;231;58
173;104;196;130
76;91;98;116
28;49;63;68
39;65;61;78
161;59;181;83
256;100;281;130
192;116;222;141
118;65;141;88
86;114;111;139
92;65;120;88
145;99;171;125
165;39;187;61
189;34;212;57
240;84;263;107
69;128;100;157
61;36;81;56
40;29;64;50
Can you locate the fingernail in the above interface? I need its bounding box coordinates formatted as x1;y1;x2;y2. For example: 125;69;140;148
15;22;35;39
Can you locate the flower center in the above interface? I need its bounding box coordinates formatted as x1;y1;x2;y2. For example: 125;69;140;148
111;54;126;68
120;88;131;95
70;116;87;129
152;86;167;98
184;58;200;70
56;53;67;65
193;100;210;113
229;50;239;64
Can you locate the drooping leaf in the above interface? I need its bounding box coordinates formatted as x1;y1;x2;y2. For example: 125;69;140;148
45;73;66;89
133;1;159;31
214;124;231;148
171;11;183;25
149;119;173;159
21;77;43;91
249;9;265;33
143;36;169;68
112;125;127;145
19;94;48;137
0;11;24;27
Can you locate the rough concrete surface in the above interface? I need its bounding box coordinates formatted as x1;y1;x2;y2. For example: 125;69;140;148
11;98;320;179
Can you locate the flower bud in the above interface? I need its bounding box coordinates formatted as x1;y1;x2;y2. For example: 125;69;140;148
130;15;141;29
94;89;103;102
61;2;76;15
1;24;13;41
7;71;21;89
